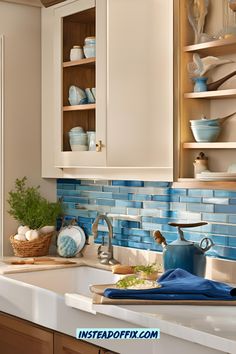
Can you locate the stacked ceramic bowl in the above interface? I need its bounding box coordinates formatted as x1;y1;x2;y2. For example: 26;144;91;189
69;127;88;151
83;36;96;58
190;118;221;142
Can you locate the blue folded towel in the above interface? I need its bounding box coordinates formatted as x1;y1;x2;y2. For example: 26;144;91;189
104;268;236;301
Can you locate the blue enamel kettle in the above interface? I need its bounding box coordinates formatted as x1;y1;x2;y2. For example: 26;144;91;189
153;222;214;277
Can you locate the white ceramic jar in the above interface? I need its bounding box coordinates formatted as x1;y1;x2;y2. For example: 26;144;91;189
70;45;84;61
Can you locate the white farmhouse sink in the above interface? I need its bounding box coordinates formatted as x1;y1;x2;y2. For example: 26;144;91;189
5;266;119;297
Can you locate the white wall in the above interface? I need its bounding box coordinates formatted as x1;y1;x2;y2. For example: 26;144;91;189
0;1;56;255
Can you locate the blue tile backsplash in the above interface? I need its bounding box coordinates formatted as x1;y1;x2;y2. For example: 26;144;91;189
57;179;236;261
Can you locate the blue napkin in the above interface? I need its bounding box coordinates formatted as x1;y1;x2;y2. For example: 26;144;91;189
104;268;236;301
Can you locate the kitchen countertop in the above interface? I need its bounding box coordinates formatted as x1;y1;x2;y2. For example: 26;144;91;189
0;250;236;354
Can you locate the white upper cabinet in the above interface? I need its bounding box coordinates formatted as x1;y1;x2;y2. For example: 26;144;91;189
42;0;173;180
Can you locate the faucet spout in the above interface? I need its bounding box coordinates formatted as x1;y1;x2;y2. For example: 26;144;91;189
92;214;119;265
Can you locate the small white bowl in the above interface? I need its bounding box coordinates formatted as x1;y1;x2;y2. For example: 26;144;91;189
71;144;88;151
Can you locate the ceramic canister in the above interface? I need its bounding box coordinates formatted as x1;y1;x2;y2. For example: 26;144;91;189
70;45;84;61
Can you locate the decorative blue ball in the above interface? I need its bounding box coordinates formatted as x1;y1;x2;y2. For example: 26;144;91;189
57;235;78;258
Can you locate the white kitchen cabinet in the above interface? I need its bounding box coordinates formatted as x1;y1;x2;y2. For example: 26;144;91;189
42;0;173;181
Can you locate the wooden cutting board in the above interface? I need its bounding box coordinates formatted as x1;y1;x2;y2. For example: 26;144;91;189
90;284;236;306
7;257;77;266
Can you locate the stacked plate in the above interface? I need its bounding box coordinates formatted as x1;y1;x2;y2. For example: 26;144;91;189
196;171;236;181
69;127;88;151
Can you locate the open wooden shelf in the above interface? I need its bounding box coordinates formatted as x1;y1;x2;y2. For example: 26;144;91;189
174;179;236;190
184;89;236;99
63;57;96;68
184;37;236;56
63;103;96;111
183;142;236;149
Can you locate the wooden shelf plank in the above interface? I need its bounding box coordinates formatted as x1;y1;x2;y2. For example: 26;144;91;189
174;179;236;190
184;89;236;99
183;142;236;149
184;37;236;56
63;104;96;111
63;57;96;68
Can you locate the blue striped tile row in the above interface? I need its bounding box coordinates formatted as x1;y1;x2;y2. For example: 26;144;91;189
57;179;236;261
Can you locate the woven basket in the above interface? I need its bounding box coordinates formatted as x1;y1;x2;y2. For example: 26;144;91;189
10;232;54;257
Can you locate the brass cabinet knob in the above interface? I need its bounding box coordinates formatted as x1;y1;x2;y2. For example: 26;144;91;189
96;140;103;152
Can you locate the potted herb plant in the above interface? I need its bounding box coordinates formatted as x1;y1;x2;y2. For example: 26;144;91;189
8;177;64;257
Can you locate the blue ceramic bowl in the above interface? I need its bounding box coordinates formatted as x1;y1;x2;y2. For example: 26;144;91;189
191;125;221;142
190;118;220;127
68;85;87;105
84;36;96;45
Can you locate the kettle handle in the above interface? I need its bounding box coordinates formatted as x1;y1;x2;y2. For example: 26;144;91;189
199;237;214;252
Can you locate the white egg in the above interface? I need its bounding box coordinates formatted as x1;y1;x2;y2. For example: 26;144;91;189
17;225;30;235
14;234;27;241
39;225;55;234
25;229;39;241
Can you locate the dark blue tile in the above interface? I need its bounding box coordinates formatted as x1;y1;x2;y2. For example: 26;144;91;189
229;199;236;205
152;195;174;202
228;215;236;223
57;178;79;184
144;182;170;188
112;180;127;186
228;237;236;247
122;228;150;237
126;181;144;187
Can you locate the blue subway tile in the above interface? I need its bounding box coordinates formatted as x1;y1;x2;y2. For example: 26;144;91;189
115;200;142;208
122;228;150;237
126;181;144;187
127;221;141;228
103;186;120;193
76;185;103;191
228;237;236;247
214;190;236;198
143;201;170;210
187;203;214;213
130;194;152;201
127;241;152;250
57;183;76;190
142;216;170;224
202;213;228;223
180;196;202;203
171;202;187;211
112;180;127;186
228;215;236;224
211;235;228;246
127;208;141;216
112;193;129;200
144;181;170;188
188;189;213;197
212;224;236;236
215;204;236;214
152;195;177;202
229;199;236;205
202;198;229;205
140;209;162;217
170;188;187;196
97;199;116;207
141;236;154;243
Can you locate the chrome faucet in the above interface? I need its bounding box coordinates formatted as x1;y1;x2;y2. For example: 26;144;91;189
92;214;119;265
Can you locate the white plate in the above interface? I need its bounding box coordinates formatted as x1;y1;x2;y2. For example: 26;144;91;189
57;225;86;253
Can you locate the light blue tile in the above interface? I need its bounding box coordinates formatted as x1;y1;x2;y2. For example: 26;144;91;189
115;200;142;208
65;208;98;218
119;186;139;193
228;215;236;224
215;204;236;214
187;203;214;213
80;191;113;199
140;209;162;217
127;241;152;250
228;237;236;247
212;224;236;235
138;187;170;195
76;185;103;191
103;186;120;193
142;222;163;231
229;199;236;205
127;208;140;216
112;180;127;186
122;228;150;237
112;193;129;200
97;199;116;207
143;201;170;210
174;211;202;221
141;236;154;243
171;202;187;211
110;207;127;214
211;235;228;246
130;194;152;201
214;190;236;198
202;198;229;205
188;189;213;197
180;196;202;203
80;179;109;186
152;195;178;202
150;242;163;251
202;213;228;223
142;216;170;224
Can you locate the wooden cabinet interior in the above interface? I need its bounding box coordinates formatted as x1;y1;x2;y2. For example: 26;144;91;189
177;0;236;182
62;8;95;151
